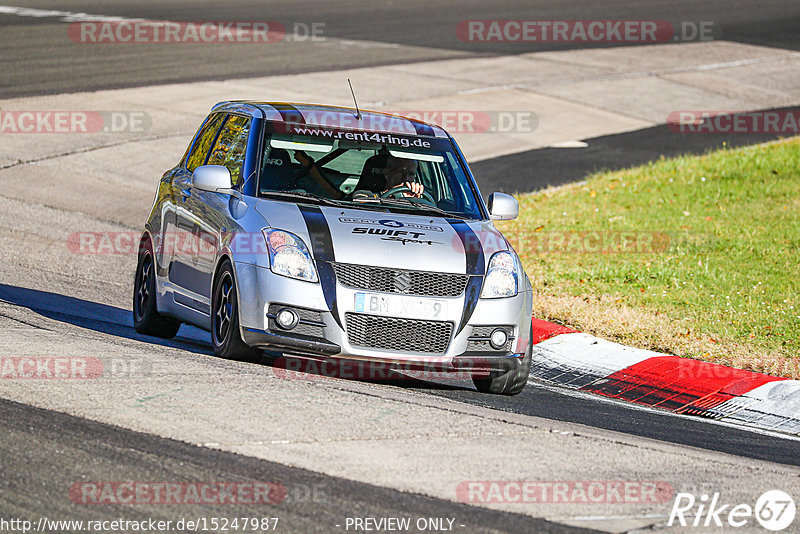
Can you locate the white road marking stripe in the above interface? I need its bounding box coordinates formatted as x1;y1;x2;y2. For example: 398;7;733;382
549;140;588;148
0;4;405;50
0;6;146;23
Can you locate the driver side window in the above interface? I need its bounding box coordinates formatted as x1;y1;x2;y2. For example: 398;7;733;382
186;113;225;172
207;115;251;186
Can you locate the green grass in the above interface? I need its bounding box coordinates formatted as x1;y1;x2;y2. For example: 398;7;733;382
499;138;800;376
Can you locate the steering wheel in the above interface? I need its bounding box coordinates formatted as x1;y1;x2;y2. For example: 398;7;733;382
380;184;436;205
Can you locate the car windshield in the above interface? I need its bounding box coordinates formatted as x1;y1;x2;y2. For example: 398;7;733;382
257;124;484;220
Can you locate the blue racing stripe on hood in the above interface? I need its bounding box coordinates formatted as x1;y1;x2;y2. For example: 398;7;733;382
298;205;342;328
448;220;485;335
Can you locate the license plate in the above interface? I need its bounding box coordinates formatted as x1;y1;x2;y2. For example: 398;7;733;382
354;292;447;319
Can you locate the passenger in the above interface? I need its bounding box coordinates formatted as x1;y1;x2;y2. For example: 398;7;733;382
293;150;342;199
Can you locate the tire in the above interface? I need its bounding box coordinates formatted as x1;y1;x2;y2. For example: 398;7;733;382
211;260;260;361
472;326;533;396
133;238;181;339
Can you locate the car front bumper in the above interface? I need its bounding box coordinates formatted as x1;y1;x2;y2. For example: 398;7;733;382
234;262;533;371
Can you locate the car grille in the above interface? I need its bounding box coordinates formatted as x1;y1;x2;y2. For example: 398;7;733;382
332;263;468;297
345;313;453;354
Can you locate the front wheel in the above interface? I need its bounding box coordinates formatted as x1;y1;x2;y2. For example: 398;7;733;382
133;238;181;339
472;327;533;396
211;260;260;361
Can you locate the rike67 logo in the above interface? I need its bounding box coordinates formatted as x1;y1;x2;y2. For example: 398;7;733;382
669;490;796;531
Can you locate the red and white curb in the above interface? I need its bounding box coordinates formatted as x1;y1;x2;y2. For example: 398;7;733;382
528;319;800;436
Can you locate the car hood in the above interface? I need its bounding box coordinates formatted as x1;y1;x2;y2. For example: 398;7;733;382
255;201;509;274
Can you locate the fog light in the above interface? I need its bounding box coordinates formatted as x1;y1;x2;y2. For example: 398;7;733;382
276;308;299;330
489;328;508;350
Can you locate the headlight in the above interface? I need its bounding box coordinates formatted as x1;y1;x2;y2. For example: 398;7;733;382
481;251;518;298
262;229;318;283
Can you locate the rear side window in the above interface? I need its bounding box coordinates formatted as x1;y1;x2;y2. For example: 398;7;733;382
207;115;251;185
186;113;225;172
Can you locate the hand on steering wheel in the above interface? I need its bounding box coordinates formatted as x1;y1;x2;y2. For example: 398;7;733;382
380;183;436;205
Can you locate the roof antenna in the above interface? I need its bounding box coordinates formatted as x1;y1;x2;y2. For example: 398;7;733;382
348;78;362;120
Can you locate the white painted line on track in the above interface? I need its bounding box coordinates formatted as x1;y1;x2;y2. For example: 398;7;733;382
0;5;147;23
549;140;589;148
0;4;399;48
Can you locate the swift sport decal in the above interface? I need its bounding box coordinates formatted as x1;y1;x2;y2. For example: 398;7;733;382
381;236;440;246
350;227;441;246
338;217;444;232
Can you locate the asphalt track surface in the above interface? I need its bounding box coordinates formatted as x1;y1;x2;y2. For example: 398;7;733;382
3;1;800;531
3;284;800;470
421;381;800;468
1;0;800;98
0;397;592;533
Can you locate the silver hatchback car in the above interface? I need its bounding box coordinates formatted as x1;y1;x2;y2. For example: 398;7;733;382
133;101;533;394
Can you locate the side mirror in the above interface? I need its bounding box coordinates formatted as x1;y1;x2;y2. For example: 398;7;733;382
192;165;233;193
487;192;518;221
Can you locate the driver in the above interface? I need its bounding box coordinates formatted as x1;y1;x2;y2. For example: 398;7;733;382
383;155;424;198
354;153;424;198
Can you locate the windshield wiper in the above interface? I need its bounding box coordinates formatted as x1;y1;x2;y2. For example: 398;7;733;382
353;196;469;220
260;190;348;207
264;190;471;219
